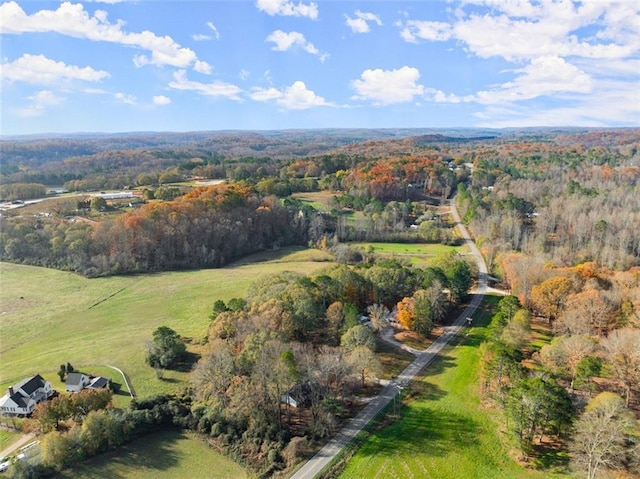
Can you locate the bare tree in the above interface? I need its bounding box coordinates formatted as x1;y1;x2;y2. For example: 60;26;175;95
601;328;640;406
366;303;389;332
570;392;635;479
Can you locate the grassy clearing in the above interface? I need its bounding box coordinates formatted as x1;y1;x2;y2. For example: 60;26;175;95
337;295;569;479
291;191;336;212
0;247;332;399
56;429;249;479
351;242;464;267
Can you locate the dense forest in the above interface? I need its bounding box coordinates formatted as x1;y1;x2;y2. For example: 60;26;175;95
2;128;639;478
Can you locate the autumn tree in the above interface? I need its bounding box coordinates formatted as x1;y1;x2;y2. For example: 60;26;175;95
396;296;415;330
192;340;235;408
531;276;575;323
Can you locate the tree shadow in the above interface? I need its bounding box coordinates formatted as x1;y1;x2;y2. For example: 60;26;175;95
57;429;186;479
173;351;201;372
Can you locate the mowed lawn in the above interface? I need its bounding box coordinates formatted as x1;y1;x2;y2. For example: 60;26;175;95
0;247;332;399
55;429;249;479
338;296;568;479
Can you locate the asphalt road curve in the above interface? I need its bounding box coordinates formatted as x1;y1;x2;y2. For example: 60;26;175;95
290;200;489;479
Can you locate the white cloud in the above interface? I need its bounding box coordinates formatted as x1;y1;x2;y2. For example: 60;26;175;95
400;2;640;62
194;60;213;74
249;81;330;109
345;10;382;34
239;69;250;80
0;2;204;70
474;56;592;104
256;0;318;20
153;95;171;105
17;90;63;117
1;53;109;84
398;20;452;43
114;92;136;105
206;22;220;39
266;30;319;55
168;70;242;99
351;66;424;105
192;34;212;41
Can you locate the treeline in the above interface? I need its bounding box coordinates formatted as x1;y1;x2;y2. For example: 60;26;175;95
0;184;308;276
0;182;47;202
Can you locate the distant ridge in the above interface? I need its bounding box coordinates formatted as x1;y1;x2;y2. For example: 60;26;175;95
412;134;497;146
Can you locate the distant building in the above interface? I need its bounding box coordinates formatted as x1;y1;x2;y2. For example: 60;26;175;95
0;374;54;416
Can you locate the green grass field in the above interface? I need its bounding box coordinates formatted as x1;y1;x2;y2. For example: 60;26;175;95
56;429;249;479
337;295;570;479
351;242;464;266
0;247;332;399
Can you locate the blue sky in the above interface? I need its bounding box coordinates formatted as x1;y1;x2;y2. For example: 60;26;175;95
1;0;639;135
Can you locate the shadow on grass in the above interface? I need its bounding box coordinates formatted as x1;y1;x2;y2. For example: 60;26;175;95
58;429;185;479
357;405;481;459
532;442;571;472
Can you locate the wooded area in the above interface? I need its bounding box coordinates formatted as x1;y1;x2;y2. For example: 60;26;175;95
1;128;639;478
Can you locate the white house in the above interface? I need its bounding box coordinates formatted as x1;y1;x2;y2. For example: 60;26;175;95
0;374;53;416
65;373;91;393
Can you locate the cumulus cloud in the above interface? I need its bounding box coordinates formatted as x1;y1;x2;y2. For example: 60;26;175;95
249;81;330;109
345;10;382;34
351;66;424;105
475;56;593;104
0;1;204;70
2;54;109;84
256;0;318;19
17;90;64;117
266;30;319;55
153;95;171;105
168;70;242;99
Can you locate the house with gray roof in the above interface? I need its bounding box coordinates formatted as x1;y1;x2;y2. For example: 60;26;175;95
0;374;53;416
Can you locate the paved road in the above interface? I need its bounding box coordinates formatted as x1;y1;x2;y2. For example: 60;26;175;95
290;200;489;479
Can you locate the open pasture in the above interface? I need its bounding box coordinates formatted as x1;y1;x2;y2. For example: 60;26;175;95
0;247;332;399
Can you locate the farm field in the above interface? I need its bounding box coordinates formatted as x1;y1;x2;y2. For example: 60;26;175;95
337;296;569;479
0;246;333;399
56;429;249;479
